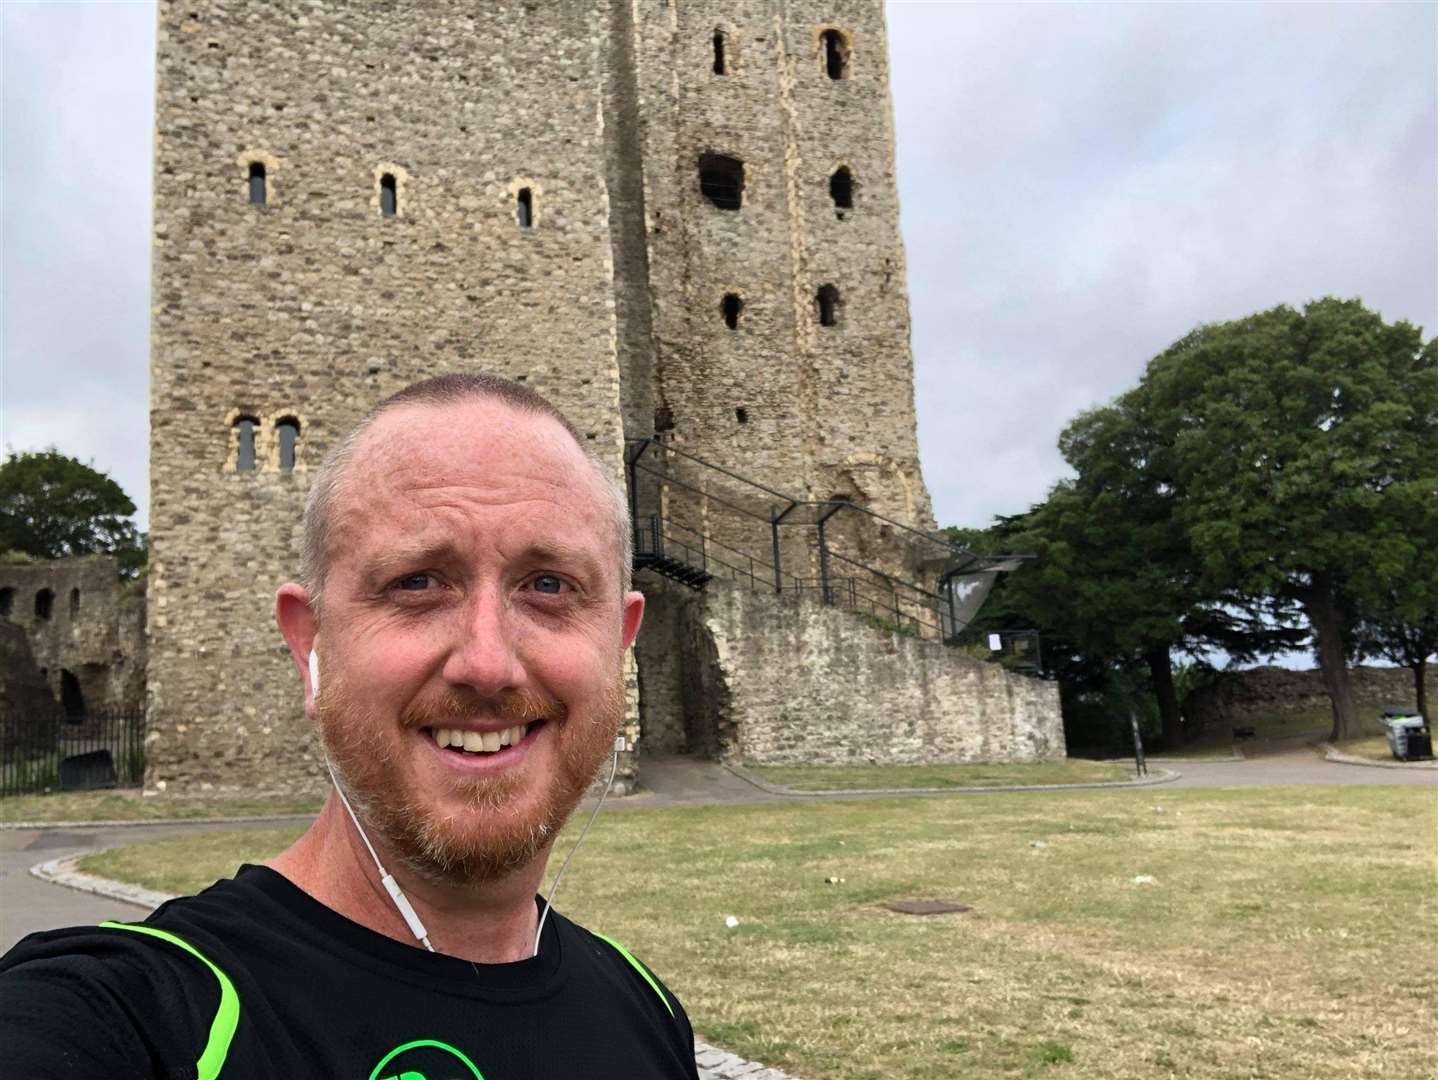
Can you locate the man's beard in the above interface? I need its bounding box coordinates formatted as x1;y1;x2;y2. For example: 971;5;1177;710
315;670;623;888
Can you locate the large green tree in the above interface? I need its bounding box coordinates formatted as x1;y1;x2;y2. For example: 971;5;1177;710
1136;299;1436;741
1348;468;1438;720
954;400;1300;751
0;449;146;576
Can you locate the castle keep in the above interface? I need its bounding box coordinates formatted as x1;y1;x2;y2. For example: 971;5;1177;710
147;0;1062;793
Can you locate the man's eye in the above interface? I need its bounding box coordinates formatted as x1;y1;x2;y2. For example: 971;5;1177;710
396;573;432;591
531;575;566;594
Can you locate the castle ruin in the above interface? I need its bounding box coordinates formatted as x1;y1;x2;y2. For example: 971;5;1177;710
146;0;1062;794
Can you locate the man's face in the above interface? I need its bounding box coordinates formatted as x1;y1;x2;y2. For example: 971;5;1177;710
306;399;640;885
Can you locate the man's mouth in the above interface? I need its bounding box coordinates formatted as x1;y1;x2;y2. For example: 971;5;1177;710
426;722;541;756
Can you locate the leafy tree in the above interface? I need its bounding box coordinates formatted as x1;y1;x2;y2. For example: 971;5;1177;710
1137;299;1436;741
0;449;147;577
1348;473;1438;720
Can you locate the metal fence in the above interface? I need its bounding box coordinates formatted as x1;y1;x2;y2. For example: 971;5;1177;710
0;709;146;798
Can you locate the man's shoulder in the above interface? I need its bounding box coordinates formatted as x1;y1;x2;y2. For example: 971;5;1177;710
559;914;690;1026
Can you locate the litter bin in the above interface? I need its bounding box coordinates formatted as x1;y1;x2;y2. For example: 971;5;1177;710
1380;707;1433;761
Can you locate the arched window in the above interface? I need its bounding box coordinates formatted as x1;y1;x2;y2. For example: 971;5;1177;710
830;166;853;214
35;589;54;621
380;173;397;217
0;587;13;617
698;153;744;211
721;293;743;329
234;416;258;472
821;29;849;80
816;284;840;327
248;162;267;205
61;669;86;720
277;417;300;471
713;30;727;75
69;587;81;619
517;188;533;228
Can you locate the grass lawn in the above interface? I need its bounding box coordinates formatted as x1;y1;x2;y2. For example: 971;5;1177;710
0;789;322;824
746;759;1134;790
78;786;1436;1079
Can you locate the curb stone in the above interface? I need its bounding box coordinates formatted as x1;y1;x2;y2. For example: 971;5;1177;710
1320;742;1438;770
30;852;173;911
31;852;801;1080
725;762;1181;797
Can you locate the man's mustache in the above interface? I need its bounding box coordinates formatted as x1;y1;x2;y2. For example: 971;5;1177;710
399;687;566;730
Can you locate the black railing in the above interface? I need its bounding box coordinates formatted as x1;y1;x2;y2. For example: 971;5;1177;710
0;709;146;799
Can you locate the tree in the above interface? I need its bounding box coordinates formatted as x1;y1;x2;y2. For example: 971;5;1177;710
954;410;1301;752
0;449;147;577
1137;299;1436;741
1348;471;1438;721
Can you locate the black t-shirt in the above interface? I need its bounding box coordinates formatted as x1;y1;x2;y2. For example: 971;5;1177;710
0;864;700;1079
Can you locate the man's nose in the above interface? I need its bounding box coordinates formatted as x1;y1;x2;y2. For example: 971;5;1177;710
442;586;526;694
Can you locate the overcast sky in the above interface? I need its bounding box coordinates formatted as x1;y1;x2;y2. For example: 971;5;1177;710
3;1;1435;536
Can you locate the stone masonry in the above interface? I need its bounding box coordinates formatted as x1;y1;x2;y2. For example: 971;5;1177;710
147;0;1062;794
0;556;146;721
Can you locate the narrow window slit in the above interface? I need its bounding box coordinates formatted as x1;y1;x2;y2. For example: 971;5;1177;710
735;407;749;424
380;173;397;217
517;188;533;228
721;293;742;329
276;417;300;471
816;284;840;327
713;31;726;75
234;417;258;472
822;29;849;80
830;166;853;215
248;162;267;205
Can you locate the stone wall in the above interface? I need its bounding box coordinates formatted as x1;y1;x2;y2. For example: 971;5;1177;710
636;578;1064;767
148;0;635;793
148;1;1037;793
1185;665;1436;731
0;556;146;718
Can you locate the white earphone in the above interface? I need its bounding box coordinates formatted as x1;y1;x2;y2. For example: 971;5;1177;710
308;648;320;695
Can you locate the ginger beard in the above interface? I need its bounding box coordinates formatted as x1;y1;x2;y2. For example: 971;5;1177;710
315;665;624;887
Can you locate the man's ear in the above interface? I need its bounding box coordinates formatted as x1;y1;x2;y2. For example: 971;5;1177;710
620;590;645;652
275;583;319;716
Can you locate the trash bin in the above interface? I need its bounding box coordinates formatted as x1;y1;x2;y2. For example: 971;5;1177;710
1380;707;1433;761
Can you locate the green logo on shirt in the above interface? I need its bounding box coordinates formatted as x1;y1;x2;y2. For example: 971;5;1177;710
369;1038;486;1080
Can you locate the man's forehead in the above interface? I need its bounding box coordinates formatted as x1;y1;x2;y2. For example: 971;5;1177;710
330;397;610;533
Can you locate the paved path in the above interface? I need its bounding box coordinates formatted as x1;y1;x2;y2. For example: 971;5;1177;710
1157;748;1436;788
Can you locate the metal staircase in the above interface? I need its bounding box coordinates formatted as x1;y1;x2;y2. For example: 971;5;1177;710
625;439;1033;654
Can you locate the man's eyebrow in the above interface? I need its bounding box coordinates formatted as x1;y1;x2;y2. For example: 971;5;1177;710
521;540;607;579
362;542;460;580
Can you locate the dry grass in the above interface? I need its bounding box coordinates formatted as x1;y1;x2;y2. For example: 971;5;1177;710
0;789;322;824
747;760;1134;790
80;786;1437;1080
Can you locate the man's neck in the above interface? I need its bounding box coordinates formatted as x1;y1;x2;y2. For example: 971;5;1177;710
267;793;550;965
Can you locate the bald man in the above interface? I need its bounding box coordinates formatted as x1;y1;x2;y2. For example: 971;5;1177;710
1;374;700;1079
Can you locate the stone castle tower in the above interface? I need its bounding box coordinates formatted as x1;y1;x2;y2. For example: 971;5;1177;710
147;0;1061;792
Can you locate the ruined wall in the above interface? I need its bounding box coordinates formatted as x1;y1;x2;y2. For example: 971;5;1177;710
0;556;146;718
149;0;633;792
647;578;1063;767
1185;665;1437;732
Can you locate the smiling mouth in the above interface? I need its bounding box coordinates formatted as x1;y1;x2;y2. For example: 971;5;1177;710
425;721;542;756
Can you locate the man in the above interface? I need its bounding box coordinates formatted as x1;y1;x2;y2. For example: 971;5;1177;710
0;374;701;1079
